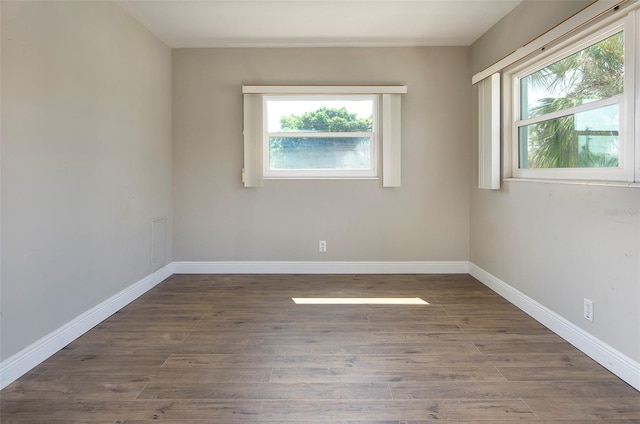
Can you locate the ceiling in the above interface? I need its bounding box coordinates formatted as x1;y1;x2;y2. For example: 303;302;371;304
117;0;523;48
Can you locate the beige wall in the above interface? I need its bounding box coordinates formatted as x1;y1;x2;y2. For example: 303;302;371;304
470;1;640;361
172;47;471;262
1;1;173;360
470;0;592;74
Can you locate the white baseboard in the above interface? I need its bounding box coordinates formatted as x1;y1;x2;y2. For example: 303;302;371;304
0;264;174;390
172;261;470;274
469;262;640;391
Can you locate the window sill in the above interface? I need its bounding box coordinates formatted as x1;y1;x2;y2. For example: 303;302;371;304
503;178;640;189
264;176;380;181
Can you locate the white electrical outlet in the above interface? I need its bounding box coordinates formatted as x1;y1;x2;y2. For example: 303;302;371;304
319;240;327;253
584;298;594;322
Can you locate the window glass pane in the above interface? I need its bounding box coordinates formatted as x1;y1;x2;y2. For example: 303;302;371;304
269;136;371;170
267;99;373;133
520;32;624;119
518;104;619;169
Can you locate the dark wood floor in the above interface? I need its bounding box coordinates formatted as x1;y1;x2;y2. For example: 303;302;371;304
1;274;639;423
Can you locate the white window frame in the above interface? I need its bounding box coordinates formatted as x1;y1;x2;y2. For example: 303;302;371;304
504;14;637;183
262;94;378;179
242;85;407;187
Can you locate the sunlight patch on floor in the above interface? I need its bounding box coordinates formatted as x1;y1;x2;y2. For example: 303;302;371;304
292;297;429;305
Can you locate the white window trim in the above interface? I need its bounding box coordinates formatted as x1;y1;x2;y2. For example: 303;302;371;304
381;93;402;187
478;73;501;190
503;14;637;183
242;85;407;95
242;85;407;187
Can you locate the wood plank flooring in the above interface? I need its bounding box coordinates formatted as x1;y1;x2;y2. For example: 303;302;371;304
2;273;639;423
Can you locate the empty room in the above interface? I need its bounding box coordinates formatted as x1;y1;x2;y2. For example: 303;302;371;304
1;0;639;422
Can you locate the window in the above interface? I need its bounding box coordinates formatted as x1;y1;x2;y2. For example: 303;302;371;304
506;16;637;182
264;95;377;178
242;85;407;187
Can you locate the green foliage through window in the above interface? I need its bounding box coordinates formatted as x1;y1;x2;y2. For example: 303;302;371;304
280;107;373;133
518;31;623;169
